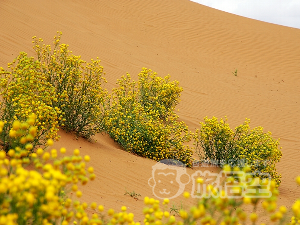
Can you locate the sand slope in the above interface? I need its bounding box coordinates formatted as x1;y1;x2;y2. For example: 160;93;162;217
1;0;300;222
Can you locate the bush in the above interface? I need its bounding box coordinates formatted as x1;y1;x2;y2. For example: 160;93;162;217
32;32;107;139
193;116;237;164
138;68;183;120
104;72;193;167
0;52;60;152
235;122;282;185
194;116;282;184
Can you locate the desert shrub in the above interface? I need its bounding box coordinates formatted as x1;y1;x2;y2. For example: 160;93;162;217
194;117;282;185
104;72;193;167
32;32;107;139
193;116;238;164
235;123;282;185
0;53;60;152
138;68;183;120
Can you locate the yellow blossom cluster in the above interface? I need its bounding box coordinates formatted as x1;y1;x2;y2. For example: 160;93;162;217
104;72;193;167
0;118;97;224
0;53;60;151
32;32;107;139
138;68;183;120
235;121;282;185
194;117;282;184
0;113;40;157
194;116;235;163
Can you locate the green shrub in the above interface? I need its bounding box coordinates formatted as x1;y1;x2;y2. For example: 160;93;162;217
0;52;60;152
104;72;193;167
138;68;182;120
194;116;282;184
32;32;107;139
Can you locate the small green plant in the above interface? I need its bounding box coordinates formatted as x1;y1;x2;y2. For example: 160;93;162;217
169;202;183;216
124;190;141;200
232;69;237;76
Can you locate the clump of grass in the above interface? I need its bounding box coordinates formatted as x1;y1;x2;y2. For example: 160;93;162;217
169;202;183;216
232;69;237;76
124;190;141;200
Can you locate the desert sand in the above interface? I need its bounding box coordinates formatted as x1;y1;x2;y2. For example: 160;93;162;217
0;0;300;223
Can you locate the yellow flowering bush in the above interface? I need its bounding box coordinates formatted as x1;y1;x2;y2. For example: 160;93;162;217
138;68;183;120
193;116;237;164
194;117;282;184
104;72;193;167
32;32;107;139
0;53;60;152
235;121;282;185
0;117;97;225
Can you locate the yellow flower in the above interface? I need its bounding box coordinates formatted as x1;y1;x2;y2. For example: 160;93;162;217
25;143;33;151
108;208;115;216
74;149;80;156
196;177;204;184
84;155;90;162
98;205;104;212
47;139;54;146
12;120;21;130
250;213;257;222
163;198;169;204
0;151;5;160
76;191;82;198
243;197;251;204
183;191;190;199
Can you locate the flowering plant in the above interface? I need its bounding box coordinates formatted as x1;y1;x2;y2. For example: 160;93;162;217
32;32;107;139
104;71;193;167
0;53;60;152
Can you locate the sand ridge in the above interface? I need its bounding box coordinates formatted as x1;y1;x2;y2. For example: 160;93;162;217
1;0;300;222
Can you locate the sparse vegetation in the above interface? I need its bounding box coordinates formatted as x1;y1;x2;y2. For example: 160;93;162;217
169;202;184;216
124;190;141;200
232;69;238;76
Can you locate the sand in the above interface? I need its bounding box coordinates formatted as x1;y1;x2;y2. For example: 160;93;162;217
1;0;300;223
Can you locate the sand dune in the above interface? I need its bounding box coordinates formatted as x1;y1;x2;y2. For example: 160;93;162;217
1;0;300;222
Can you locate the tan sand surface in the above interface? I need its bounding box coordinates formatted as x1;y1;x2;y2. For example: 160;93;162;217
1;0;300;222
